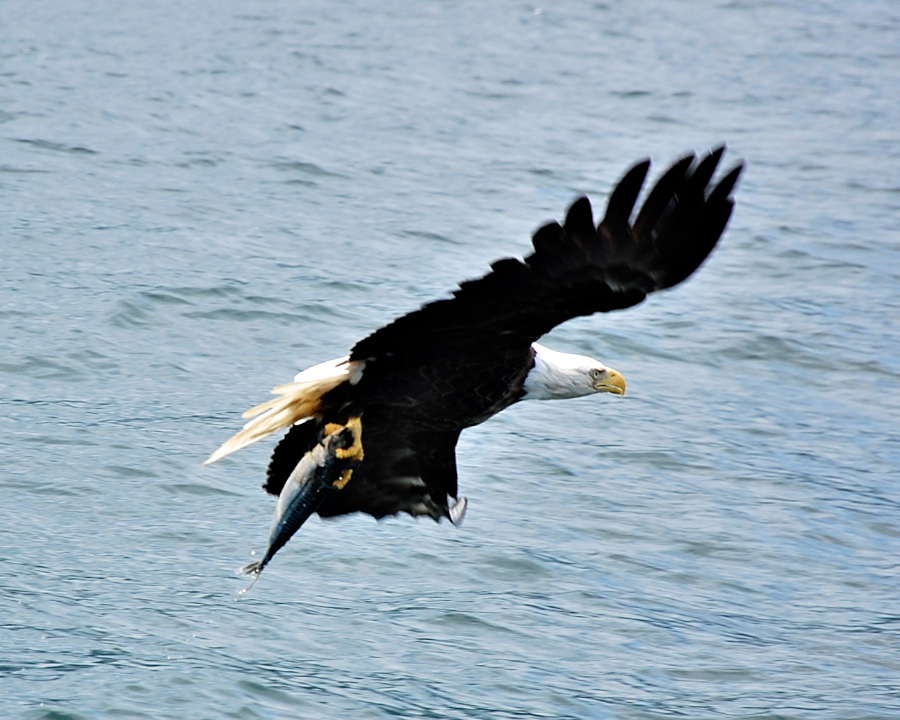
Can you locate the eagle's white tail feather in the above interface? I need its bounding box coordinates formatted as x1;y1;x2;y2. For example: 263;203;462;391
292;355;351;384
204;357;359;465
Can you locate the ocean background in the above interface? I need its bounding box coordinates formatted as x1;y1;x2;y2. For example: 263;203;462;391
2;1;898;718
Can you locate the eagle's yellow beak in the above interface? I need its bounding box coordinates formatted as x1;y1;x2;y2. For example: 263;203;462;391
594;367;626;396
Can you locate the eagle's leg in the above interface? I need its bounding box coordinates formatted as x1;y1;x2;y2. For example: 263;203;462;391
239;418;363;585
323;416;364;487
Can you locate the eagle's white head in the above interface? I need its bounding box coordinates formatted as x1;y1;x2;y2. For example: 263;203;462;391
522;343;626;401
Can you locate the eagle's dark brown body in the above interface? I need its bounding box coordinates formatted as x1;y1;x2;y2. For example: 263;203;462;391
266;343;537;519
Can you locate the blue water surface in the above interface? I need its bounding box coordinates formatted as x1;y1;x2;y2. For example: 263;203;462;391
2;1;899;718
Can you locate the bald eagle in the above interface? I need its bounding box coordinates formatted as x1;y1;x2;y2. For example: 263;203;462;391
207;147;742;575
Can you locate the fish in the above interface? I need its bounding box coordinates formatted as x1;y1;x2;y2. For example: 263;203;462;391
238;417;363;589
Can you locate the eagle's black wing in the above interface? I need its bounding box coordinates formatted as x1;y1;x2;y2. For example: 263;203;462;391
350;147;743;363
316;418;461;521
264;414;461;520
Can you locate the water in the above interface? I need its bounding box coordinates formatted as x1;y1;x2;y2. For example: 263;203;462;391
2;0;899;717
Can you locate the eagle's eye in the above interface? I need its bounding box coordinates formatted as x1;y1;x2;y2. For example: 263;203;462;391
590;368;603;380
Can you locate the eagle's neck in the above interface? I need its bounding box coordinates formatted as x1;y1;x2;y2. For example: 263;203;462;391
521;343;600;401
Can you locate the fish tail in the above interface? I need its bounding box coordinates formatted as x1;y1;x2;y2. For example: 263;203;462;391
238;559;264;577
236;557;268;594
